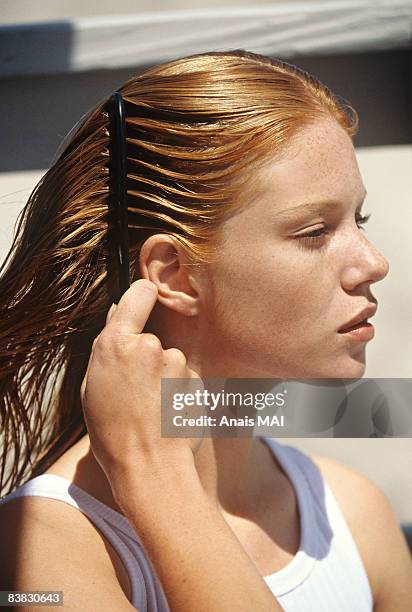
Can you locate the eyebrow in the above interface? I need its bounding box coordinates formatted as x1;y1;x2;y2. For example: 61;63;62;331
276;190;368;221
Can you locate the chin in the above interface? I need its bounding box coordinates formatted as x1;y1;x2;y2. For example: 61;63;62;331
294;354;367;381
330;354;366;380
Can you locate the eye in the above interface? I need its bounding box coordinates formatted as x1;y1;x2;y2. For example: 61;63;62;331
295;213;371;249
295;225;330;249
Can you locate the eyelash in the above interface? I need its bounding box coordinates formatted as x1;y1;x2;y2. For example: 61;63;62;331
296;214;371;248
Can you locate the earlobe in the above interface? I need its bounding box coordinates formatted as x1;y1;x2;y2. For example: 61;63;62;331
138;234;202;317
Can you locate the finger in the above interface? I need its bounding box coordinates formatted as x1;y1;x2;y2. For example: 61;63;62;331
107;279;158;336
162;347;187;367
106;303;117;325
80;335;100;405
81;296;119;405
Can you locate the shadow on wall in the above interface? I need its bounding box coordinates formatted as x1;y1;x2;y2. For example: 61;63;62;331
0;35;410;172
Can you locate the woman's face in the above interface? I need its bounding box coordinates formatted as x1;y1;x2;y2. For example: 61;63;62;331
202;117;389;379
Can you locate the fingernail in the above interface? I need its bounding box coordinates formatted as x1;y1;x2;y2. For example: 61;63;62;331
106;303;117;324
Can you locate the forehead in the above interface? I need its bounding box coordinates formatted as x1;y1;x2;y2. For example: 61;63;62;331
245;118;366;214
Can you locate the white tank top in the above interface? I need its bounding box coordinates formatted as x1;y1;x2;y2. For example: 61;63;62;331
0;437;373;611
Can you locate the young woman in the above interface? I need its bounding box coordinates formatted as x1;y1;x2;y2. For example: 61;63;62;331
0;49;411;611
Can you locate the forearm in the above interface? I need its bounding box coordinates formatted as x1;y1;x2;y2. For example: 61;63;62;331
112;452;282;612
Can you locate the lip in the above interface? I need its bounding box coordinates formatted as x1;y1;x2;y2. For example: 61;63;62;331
338;304;378;334
339;322;375;342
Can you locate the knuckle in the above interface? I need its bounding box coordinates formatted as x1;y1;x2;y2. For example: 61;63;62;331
95;328;133;359
138;333;163;354
164;348;187;366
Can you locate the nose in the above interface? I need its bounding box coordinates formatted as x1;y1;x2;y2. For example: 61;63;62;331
340;231;390;291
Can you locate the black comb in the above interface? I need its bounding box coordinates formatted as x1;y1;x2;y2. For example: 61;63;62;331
107;91;130;304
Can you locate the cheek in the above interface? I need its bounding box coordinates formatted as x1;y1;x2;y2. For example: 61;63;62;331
210;252;306;338
210;245;337;355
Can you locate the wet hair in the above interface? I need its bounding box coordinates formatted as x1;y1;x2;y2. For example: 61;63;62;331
0;49;358;495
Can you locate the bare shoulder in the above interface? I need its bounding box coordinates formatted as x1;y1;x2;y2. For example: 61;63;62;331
310;453;412;611
0;494;136;611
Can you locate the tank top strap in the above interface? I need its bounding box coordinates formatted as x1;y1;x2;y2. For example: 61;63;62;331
259;437;373;608
0;474;153;611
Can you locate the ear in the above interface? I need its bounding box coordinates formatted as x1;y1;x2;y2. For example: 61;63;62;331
138;234;204;316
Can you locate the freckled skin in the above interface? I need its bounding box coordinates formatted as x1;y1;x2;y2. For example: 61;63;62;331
143;118;389;380
33;121;398;611
201;119;389;379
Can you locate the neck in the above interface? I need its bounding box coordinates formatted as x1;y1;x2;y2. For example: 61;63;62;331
193;435;280;517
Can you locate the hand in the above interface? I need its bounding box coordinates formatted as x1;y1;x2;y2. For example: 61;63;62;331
80;278;204;485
